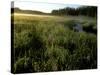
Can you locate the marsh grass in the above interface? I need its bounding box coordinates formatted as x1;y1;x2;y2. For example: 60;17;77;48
12;13;97;73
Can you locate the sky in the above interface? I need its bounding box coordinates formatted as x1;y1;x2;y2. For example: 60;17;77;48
12;1;82;13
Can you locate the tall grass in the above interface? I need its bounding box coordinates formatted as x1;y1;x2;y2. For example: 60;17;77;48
12;14;97;73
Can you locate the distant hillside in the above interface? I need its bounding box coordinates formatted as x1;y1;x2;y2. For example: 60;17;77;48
11;8;50;15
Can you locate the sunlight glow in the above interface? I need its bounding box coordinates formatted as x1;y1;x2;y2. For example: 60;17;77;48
13;1;81;13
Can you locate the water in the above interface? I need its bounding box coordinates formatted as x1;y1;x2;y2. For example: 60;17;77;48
73;23;83;32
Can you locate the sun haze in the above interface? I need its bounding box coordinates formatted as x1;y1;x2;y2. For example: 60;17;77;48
13;1;81;13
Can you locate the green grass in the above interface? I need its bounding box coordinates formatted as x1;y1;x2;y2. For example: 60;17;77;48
12;13;97;73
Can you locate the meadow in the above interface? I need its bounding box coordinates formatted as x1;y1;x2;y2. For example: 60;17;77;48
12;13;97;73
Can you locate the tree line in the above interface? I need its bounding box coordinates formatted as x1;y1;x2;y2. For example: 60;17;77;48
52;6;97;17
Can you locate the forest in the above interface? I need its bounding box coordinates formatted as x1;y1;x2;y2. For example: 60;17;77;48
52;6;97;17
